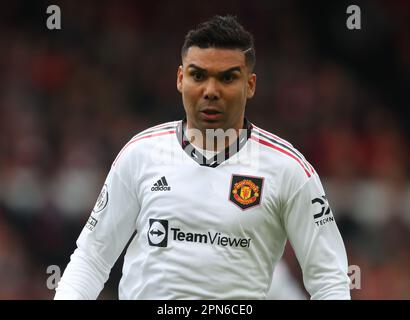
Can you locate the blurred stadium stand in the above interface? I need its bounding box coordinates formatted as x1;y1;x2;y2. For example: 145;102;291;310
0;0;409;299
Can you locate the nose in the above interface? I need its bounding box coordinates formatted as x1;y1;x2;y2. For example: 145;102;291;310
203;78;220;101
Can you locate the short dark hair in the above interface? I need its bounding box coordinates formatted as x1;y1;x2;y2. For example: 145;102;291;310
181;15;255;71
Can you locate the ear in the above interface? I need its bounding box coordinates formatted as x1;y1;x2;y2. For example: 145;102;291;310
177;65;183;93
247;73;257;99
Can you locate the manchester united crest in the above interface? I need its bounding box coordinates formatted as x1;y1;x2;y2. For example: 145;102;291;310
229;175;264;210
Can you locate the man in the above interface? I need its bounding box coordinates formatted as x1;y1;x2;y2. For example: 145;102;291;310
55;15;350;299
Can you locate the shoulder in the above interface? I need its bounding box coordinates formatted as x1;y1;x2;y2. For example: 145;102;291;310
112;120;179;167
250;123;315;179
250;124;321;202
129;121;179;142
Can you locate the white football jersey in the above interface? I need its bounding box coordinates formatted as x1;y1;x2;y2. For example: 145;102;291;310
55;119;350;300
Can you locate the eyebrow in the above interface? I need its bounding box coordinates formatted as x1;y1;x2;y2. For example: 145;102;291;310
187;64;242;75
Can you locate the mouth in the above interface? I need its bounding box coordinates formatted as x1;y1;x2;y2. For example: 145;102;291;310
199;107;223;121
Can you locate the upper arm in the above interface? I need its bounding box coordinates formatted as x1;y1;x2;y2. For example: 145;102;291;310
281;172;351;299
55;143;142;299
77;145;141;268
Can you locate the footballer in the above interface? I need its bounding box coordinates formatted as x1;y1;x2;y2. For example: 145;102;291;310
55;15;350;300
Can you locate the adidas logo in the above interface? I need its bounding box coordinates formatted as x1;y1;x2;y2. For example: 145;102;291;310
151;176;171;191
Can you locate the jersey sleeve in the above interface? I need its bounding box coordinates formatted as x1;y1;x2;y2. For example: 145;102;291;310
281;171;351;300
55;145;141;300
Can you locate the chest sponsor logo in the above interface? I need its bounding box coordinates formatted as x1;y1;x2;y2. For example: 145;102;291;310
148;219;168;247
147;219;251;248
229;175;264;210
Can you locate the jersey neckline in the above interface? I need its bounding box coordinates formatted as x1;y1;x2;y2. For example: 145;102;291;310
176;118;253;168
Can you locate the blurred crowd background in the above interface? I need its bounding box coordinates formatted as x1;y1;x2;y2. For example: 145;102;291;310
0;0;409;299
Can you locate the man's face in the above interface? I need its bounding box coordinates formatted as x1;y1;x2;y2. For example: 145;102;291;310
177;47;256;132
